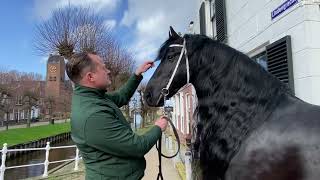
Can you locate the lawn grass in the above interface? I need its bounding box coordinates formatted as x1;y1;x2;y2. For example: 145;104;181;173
0;123;71;148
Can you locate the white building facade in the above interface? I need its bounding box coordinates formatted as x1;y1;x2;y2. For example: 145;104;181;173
171;84;197;144
194;0;320;105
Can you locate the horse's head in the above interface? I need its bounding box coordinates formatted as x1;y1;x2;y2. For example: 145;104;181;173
145;27;190;107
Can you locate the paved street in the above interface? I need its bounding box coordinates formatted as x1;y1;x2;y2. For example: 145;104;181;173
0;119;69;131
143;146;181;180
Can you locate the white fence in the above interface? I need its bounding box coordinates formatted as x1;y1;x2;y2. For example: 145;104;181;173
0;142;82;180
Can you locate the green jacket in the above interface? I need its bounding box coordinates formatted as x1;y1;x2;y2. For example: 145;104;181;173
71;75;162;180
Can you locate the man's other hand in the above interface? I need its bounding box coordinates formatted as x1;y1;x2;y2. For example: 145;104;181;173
155;116;168;132
135;61;154;76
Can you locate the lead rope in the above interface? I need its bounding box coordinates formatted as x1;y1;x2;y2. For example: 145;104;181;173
156;90;181;180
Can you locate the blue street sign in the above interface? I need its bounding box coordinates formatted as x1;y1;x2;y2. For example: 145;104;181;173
271;0;298;20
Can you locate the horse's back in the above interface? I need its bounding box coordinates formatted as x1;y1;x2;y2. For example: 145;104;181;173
226;97;320;180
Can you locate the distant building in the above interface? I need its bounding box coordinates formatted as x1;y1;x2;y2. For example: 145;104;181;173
45;54;72;118
46;54;68;98
170;84;197;145
2;81;45;125
1;54;72;125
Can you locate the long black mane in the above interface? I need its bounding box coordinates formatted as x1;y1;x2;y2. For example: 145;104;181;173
158;34;294;179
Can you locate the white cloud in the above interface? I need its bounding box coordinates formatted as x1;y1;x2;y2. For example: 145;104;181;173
104;19;117;30
120;0;199;64
33;0;120;21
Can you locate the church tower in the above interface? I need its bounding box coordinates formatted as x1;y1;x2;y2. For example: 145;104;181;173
45;54;65;98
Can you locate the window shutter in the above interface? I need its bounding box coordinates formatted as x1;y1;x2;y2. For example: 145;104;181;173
266;36;294;93
215;0;227;43
199;2;206;35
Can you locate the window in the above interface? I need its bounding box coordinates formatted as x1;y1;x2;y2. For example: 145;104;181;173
199;2;206;35
179;93;185;133
266;36;294;93
172;96;176;127
19;110;24;120
22;110;24;119
211;1;217;40
16;96;22;105
14;111;18;121
211;0;227;43
175;95;180;129
252;52;268;70
49;76;57;81
10;110;14;120
186;94;191;134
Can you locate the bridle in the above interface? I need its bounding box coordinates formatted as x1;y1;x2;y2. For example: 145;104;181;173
156;38;190;105
156;38;190;180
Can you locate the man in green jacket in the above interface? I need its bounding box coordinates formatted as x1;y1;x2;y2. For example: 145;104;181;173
66;52;168;180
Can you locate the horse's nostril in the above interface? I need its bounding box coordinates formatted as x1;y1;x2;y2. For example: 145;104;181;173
146;91;153;99
144;91;153;105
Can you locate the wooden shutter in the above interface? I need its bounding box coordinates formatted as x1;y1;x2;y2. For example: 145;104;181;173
199;2;206;35
266;36;295;93
215;0;227;43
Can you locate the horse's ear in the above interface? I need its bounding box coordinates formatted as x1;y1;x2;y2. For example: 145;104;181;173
169;26;179;38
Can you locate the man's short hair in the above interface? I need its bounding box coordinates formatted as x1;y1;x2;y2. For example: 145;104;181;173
66;52;96;83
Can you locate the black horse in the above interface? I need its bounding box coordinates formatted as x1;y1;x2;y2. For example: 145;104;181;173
145;27;320;180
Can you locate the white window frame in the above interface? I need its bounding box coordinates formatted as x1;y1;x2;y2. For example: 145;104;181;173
175;95;180;130
179;92;185;134
11;109;14;120
210;1;217;40
172;96;177;127
186;94;191;134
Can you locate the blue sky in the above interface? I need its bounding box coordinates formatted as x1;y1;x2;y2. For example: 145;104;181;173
0;0;198;82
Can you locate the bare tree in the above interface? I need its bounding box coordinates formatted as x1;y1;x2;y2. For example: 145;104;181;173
34;5;135;77
34;5;113;60
34;5;136;119
58;92;71;122
0;86;14;130
137;83;159;127
22;91;39;128
44;96;56;124
0;69;44;84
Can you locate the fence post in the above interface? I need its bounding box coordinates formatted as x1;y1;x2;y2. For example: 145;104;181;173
43;142;50;177
185;151;192;180
74;148;79;171
185;139;192;180
0;143;7;180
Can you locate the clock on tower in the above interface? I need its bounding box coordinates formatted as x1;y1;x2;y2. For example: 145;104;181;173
49;65;57;73
46;55;65;98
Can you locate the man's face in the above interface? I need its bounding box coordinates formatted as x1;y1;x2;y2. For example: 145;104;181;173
88;54;111;89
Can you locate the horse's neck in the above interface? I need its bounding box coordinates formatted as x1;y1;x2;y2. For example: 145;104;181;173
192;68;285;135
191;64;286;169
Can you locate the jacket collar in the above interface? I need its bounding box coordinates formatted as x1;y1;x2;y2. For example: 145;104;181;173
73;84;106;98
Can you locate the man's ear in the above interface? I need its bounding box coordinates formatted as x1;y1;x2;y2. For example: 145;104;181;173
85;71;94;82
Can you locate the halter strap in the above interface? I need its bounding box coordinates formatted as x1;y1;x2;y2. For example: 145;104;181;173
167;39;190;90
156;39;190;105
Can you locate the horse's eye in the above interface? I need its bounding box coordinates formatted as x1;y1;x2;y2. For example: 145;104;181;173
167;55;174;60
